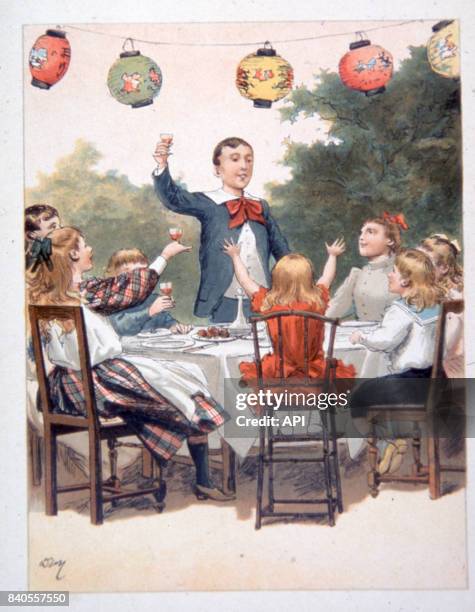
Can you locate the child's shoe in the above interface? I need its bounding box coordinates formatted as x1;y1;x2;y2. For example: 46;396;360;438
378;439;408;475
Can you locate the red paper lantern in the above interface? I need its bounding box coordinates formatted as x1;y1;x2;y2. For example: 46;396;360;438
29;29;71;89
338;39;393;96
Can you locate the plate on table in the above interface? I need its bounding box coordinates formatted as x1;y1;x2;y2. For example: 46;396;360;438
137;328;172;338
339;320;378;328
142;338;195;350
191;332;236;343
240;331;271;344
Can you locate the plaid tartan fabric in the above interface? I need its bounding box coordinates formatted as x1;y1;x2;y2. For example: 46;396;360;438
80;268;158;315
47;358;228;461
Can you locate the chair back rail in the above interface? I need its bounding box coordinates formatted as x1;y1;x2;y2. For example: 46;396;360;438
432;299;464;380
28;305;100;433
249;309;340;390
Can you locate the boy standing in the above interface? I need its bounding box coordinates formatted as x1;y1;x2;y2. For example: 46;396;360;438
152;137;290;323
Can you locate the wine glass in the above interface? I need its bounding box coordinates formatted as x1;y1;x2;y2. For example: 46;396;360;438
160;132;173;155
159;282;173;297
168;227;183;241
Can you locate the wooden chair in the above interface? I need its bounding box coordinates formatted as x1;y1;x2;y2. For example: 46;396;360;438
365;299;465;499
249;310;342;529
29;304;166;525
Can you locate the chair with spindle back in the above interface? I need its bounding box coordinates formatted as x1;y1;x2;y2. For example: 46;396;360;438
365;299;465;499
29;304;166;525
249;309;342;529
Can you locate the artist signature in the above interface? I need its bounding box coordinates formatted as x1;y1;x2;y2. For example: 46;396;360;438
39;557;66;580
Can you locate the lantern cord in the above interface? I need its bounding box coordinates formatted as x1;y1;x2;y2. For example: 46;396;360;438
63;20;425;48
122;37;135;52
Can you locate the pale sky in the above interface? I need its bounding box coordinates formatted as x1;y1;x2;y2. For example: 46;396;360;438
24;20;434;195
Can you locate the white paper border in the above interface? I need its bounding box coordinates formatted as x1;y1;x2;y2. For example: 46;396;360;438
1;1;474;610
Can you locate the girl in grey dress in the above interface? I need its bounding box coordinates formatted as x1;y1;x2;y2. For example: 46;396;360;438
327;214;407;321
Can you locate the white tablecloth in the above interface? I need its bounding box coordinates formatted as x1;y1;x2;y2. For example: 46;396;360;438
121;323;388;458
28;323;386;464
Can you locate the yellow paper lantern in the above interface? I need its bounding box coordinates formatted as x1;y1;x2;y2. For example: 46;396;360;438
236;42;294;108
427;20;460;79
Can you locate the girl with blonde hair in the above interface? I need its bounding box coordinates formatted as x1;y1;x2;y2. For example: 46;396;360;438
349;249;445;473
419;234;463;295
223;239;355;383
419;234;464;378
27;227;235;502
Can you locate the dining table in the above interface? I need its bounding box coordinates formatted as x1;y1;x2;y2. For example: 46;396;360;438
121;321;388;459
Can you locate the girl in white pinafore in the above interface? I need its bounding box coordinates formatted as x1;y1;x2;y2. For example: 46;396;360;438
27;227;235;502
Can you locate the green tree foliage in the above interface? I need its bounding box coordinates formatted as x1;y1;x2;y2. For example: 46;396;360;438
25;139;202;321
268;46;462;284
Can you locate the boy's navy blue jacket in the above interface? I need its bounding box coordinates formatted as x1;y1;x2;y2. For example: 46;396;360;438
108;292;176;336
153;167;290;318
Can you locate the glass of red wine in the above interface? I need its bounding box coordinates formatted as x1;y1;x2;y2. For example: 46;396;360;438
168;227;183;242
159;282;173;297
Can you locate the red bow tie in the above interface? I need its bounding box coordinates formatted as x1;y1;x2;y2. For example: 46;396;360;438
225;196;266;229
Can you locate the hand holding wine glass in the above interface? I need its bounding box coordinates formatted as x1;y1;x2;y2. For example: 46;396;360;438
153;133;174;169
159;281;173;297
148;294;174;317
161;241;191;261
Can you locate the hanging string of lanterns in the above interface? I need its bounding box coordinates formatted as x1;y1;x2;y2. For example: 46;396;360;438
235;42;294;108
427;20;460;79
106;38;163;109
29;29;71;90
338;33;393;96
27;21;460;106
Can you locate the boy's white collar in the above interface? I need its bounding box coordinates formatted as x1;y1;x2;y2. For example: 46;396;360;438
204;187;259;205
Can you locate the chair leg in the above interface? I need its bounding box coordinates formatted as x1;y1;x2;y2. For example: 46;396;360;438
89;429;104;525
106;438;121;507
268;432;275;513
30;428;42;487
367;420;379;498
255;426;265;530
141;447;155;479
329;408;343;513
320;410;335;526
44;425;58;516
427;432;441;500
411;424;423;477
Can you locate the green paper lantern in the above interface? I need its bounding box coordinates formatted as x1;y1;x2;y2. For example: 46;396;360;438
107;48;162;108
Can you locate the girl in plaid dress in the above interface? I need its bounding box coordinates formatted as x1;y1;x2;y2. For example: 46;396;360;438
27;227;235;502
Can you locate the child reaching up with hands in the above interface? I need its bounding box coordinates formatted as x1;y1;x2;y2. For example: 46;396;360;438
222;238;355;383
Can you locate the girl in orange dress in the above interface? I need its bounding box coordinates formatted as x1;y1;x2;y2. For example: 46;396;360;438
222;239;356;383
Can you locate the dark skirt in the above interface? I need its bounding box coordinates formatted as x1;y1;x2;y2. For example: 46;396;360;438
350;367;432;419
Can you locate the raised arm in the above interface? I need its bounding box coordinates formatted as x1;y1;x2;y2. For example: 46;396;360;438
80;268;158;314
222;239;260;298
317;238;346;288
152;140;208;219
